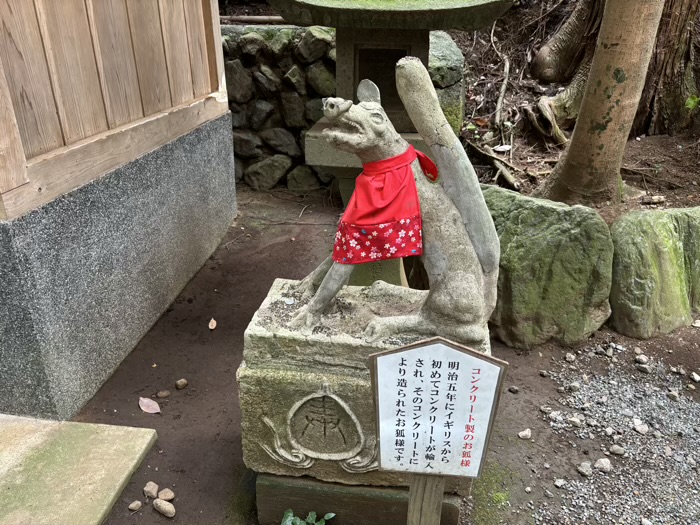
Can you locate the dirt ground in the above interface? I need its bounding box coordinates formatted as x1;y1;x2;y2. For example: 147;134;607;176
75;187;700;525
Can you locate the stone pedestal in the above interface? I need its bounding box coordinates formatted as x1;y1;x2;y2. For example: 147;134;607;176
238;278;469;496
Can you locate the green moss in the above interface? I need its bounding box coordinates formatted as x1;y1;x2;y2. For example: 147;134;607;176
613;68;626;84
471;463;518;525
441;104;463;135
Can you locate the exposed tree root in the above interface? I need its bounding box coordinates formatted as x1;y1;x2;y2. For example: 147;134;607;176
526;48;593;144
531;0;602;84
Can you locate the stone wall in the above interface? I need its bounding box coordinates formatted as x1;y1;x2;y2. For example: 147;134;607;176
221;25;465;191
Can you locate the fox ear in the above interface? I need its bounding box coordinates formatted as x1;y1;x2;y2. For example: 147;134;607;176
357;79;381;104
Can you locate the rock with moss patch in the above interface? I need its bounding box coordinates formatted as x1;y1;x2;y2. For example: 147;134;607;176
244;155;293;190
436;82;465;135
239;32;267;56
610;208;700;338
296;26;334;63
429;31;464;88
306;62;336;97
269;29;297;58
483;186;613;349
287;166;321;191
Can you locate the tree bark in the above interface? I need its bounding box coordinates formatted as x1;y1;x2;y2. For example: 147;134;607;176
633;0;699;136
539;0;665;205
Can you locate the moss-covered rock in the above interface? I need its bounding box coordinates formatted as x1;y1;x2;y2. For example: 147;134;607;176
436;81;465;135
482;186;613;349
609;208;700;339
306;62;336;97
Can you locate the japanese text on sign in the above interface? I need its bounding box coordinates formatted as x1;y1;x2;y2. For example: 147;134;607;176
372;339;506;477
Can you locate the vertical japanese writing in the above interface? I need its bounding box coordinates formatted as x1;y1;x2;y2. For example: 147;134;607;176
443;360;459;465
462;367;481;468
412;358;424;467
395;357;407;463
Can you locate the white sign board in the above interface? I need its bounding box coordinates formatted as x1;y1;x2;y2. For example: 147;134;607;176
370;338;507;478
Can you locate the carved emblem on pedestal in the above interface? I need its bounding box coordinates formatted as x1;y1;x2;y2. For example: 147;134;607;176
261;384;378;473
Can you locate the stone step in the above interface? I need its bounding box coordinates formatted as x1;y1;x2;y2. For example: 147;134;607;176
0;414;156;525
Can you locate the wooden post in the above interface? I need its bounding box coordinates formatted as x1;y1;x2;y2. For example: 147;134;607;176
202;0;226;97
0;58;28;219
407;475;445;525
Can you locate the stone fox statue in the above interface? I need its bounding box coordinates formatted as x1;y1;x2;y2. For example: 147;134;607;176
292;57;500;354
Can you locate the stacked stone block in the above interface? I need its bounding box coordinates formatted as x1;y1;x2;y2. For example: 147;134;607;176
221;26;466;191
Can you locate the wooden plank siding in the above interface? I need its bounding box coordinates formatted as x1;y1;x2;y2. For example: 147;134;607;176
86;0;144;128
126;0;172;116
184;0;211;97
3;95;227;219
0;58;27;200
0;0;64;159
159;0;195;105
34;0;109;144
0;0;226;220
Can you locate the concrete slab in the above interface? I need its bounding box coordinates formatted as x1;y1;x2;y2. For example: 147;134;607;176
0;415;156;525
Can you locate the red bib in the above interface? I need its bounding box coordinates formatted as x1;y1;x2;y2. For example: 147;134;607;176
333;146;438;265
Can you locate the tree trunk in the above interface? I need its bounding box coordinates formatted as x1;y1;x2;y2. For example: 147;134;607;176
633;0;699;136
539;0;665;205
532;0;698;139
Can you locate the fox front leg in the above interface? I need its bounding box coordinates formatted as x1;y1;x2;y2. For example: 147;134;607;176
291;261;354;328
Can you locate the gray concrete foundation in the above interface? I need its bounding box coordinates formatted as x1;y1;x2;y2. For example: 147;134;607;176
0;114;236;420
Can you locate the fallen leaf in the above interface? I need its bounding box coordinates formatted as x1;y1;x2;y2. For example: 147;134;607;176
474;117;490;127
139;397;161;414
692;320;700;328
208;318;217;330
493;144;512;153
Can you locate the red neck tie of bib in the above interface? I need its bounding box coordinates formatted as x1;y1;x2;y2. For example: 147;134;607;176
333;145;438;265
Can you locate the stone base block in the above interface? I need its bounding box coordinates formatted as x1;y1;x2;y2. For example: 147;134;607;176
256;474;463;525
239;279;468;494
0;115;236;419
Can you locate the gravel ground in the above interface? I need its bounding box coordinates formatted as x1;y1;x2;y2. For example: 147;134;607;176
531;343;700;525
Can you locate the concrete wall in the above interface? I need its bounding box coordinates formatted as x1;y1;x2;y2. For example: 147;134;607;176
0;114;236;419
